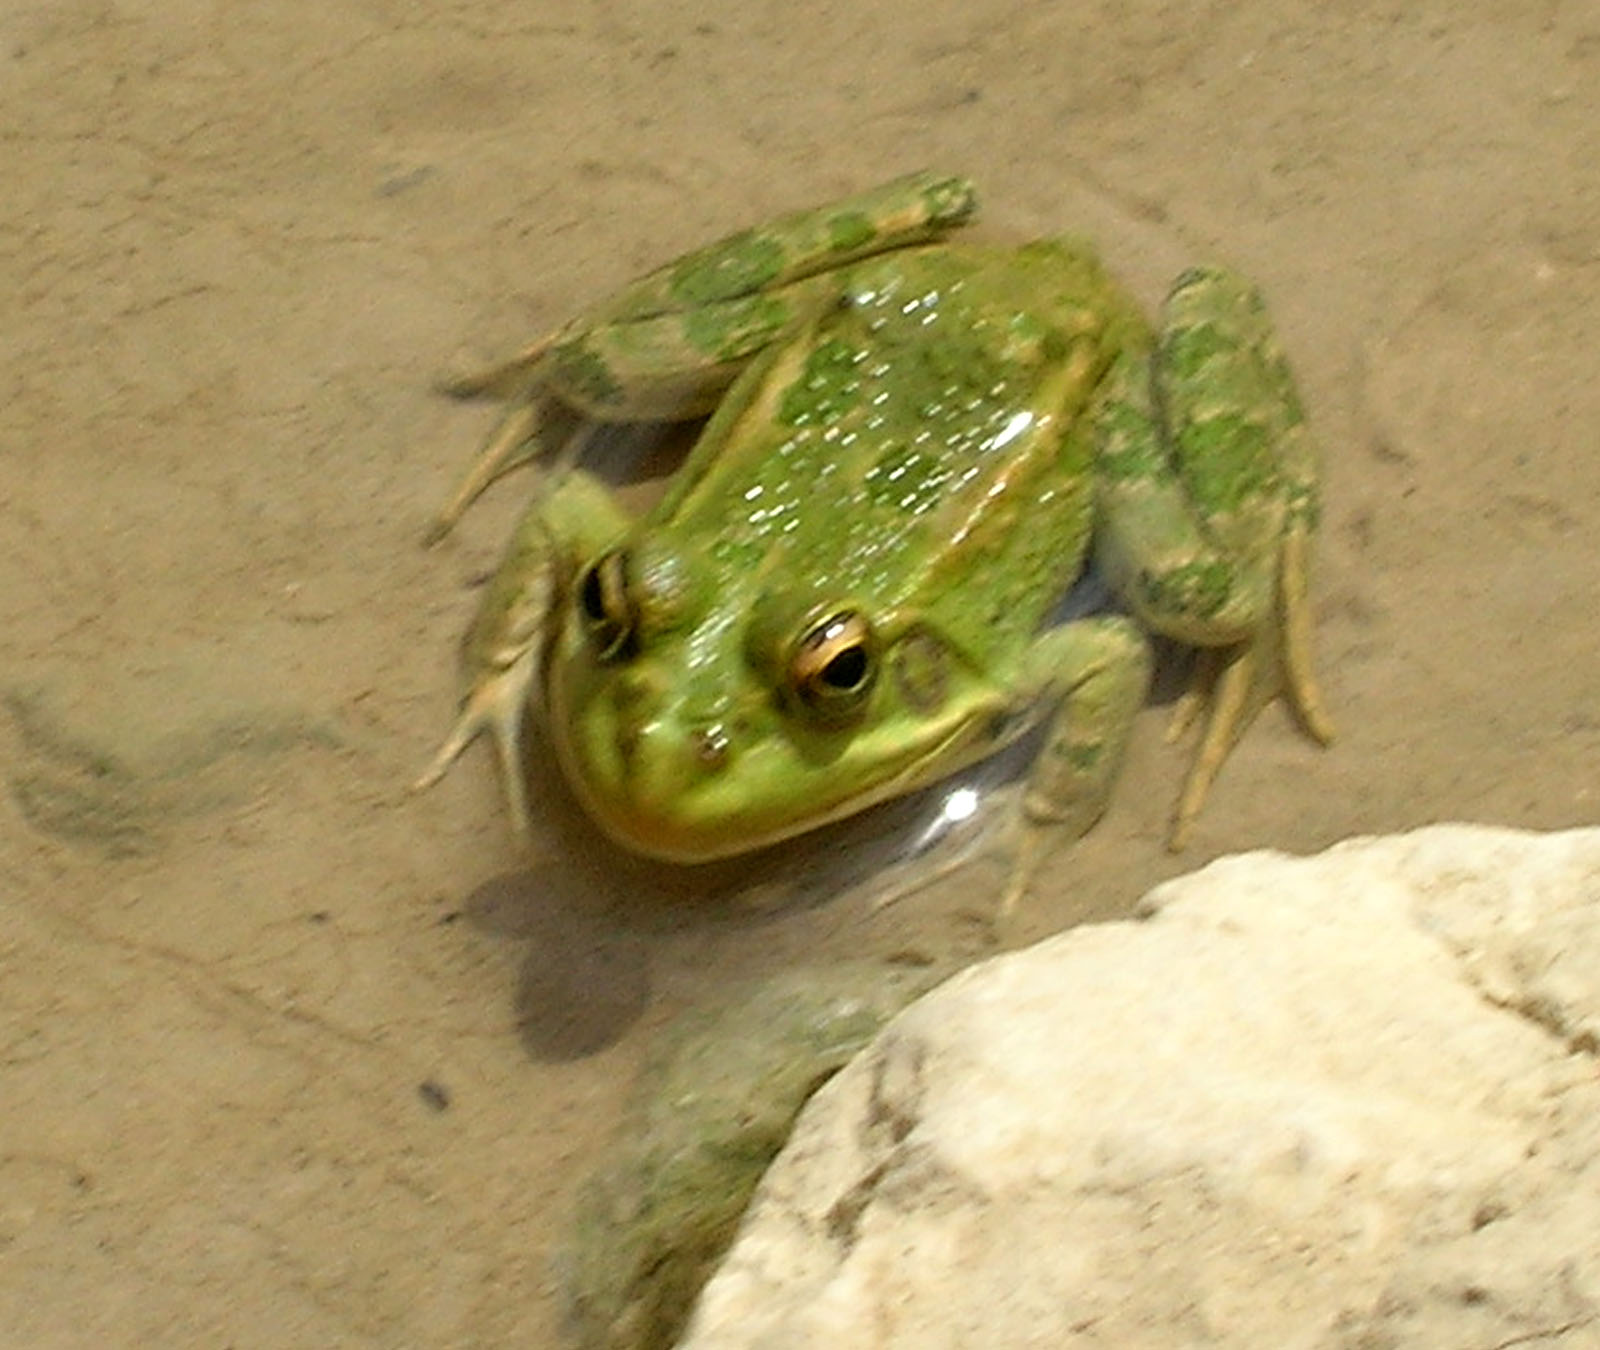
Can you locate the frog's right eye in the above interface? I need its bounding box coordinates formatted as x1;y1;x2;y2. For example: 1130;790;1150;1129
578;551;636;661
788;610;877;724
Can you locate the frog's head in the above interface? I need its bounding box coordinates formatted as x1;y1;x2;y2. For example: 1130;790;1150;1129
545;542;1010;863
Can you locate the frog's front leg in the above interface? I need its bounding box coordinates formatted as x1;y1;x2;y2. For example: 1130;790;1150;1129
1003;615;1153;913
1093;266;1334;848
426;171;978;541
413;472;628;835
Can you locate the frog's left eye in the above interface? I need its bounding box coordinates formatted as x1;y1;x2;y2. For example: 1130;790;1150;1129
790;610;877;723
578;551;636;661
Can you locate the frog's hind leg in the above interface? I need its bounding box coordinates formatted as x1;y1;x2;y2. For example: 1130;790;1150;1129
1160;506;1334;848
425;173;979;545
1093;266;1333;847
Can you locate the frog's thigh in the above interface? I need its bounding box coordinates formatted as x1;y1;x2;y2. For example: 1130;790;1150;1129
1017;615;1152;835
1093;330;1330;846
430;285;816;542
541;279;835;423
1159;266;1319;553
1091;349;1278;647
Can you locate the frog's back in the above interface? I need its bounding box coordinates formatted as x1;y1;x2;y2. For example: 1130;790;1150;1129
655;242;1135;653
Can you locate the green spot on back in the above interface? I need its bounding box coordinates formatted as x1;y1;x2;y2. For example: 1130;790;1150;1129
863;441;951;514
778;338;865;426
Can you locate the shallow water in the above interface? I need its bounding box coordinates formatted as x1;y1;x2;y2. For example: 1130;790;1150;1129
3;2;1598;1344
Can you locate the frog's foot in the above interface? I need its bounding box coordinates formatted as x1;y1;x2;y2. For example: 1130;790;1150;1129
424;336;595;547
423;401;543;547
411;649;539;839
996;817;1047;922
416;471;627;838
863;801;1043;940
999;615;1154;916
1277;525;1336;745
914;800;1075;927
1167;523;1334;850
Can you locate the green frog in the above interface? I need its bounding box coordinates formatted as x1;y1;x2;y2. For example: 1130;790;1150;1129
414;172;1332;900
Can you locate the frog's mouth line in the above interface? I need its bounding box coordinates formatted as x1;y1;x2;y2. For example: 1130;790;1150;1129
557;694;1039;865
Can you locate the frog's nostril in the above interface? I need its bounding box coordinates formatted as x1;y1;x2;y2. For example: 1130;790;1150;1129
692;723;731;770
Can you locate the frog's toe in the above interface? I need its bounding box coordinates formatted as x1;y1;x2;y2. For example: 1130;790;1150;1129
424;401;545;547
1168;643;1258;850
1166;512;1335;850
435;335;556;401
412;660;537;839
1279;525;1336;746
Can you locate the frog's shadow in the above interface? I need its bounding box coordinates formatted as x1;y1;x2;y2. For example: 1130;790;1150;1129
452;724;997;1063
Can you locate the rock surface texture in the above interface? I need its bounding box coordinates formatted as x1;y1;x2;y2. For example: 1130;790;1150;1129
678;826;1600;1349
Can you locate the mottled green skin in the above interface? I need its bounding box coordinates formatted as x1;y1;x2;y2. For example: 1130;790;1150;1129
544;173;979;420
550;240;1151;859
419;173;1330;869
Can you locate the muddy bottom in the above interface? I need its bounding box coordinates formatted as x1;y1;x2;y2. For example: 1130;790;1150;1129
2;1;1597;1344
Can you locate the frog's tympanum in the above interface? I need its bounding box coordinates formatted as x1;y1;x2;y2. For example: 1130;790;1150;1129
415;173;1332;900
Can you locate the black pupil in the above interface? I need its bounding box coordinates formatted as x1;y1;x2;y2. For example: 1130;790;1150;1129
580;564;608;622
821;645;867;690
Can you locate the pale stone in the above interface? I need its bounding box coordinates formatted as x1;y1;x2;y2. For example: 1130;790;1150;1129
678;826;1600;1349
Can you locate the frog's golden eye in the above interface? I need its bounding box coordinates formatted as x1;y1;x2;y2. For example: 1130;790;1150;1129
578;551;636;661
790;610;877;722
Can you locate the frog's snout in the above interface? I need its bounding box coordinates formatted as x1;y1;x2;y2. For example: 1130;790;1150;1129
616;709;741;794
575;720;744;862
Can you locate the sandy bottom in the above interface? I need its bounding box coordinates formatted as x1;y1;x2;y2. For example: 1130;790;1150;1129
3;1;1597;1344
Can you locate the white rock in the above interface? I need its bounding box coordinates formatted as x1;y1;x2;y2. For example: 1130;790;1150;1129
678;826;1600;1349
